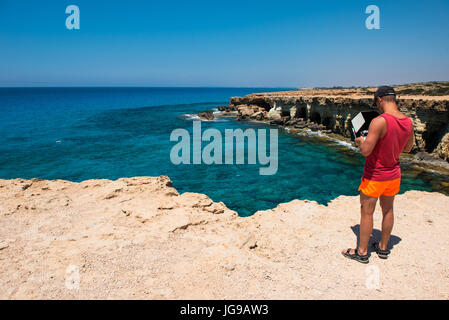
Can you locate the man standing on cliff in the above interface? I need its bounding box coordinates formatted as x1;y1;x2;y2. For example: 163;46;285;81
342;86;414;263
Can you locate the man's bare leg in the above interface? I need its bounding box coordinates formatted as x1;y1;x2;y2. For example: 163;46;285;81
358;192;378;255
342;192;378;257
379;195;395;251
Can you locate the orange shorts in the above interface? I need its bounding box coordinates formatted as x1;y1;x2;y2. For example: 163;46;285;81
358;177;400;198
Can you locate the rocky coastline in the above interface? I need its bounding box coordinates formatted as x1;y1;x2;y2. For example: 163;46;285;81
1;176;449;299
199;85;449;171
1;83;449;299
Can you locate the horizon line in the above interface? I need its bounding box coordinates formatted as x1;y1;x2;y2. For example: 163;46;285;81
1;80;447;90
0;86;300;89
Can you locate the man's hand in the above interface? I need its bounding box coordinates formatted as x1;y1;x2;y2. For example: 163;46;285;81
354;136;364;148
358;116;386;157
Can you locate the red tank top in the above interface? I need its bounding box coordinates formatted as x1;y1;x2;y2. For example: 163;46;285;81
363;113;413;181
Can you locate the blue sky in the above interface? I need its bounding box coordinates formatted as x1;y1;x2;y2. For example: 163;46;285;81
1;0;448;87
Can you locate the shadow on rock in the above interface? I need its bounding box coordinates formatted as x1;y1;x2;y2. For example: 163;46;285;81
351;224;402;253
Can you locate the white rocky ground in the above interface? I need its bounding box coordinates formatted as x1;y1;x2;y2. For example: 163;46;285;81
0;176;448;299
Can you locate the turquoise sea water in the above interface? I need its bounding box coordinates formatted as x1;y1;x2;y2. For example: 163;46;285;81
0;87;447;216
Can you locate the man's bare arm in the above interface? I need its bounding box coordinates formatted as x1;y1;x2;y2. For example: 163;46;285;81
358;117;386;157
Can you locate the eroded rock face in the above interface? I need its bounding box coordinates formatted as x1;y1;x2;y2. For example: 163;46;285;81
236;104;264;117
266;107;282;121
229;90;449;161
1;177;449;299
435;133;449;161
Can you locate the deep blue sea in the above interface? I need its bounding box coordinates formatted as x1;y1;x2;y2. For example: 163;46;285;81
0;87;447;216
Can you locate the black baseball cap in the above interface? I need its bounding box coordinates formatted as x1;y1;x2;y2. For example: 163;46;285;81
373;86;396;106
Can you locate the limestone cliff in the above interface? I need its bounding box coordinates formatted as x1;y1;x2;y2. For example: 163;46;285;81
1;177;449;299
227;88;449;161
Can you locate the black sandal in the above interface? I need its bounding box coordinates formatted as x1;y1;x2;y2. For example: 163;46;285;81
342;248;369;264
373;242;390;259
